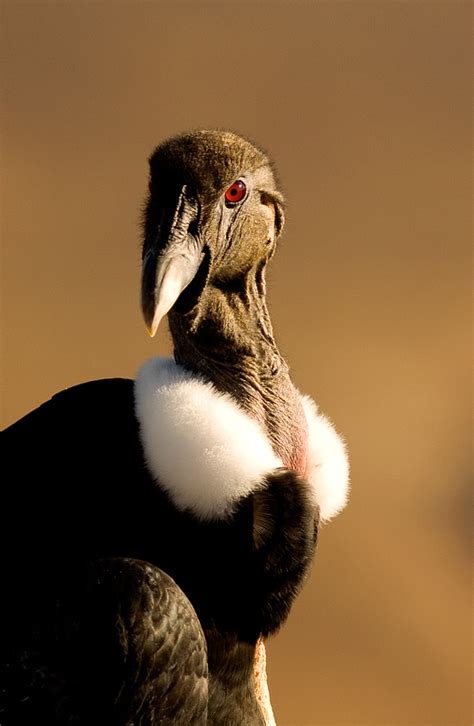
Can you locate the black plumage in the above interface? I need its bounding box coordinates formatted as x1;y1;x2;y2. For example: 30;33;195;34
0;130;321;724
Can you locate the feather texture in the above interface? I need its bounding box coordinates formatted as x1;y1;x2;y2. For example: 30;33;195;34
134;357;283;519
299;394;350;522
135;357;349;522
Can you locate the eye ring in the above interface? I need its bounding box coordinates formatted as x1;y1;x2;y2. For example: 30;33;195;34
225;179;247;206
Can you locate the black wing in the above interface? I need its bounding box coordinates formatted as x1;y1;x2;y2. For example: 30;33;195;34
0;557;208;724
0;381;208;723
1;379;318;724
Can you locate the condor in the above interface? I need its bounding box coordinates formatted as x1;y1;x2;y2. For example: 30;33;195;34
0;130;349;725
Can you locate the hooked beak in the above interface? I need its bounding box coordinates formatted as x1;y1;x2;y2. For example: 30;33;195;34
141;186;205;337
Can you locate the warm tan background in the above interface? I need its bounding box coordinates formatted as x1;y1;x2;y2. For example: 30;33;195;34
1;2;471;725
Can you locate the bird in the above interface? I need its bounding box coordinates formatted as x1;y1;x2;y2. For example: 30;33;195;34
0;129;349;724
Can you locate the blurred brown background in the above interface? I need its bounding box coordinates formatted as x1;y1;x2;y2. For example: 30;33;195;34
1;2;471;725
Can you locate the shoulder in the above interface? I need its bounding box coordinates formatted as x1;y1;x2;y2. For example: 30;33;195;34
2;378;136;445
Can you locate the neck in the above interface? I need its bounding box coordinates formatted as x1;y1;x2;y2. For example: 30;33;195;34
168;265;308;476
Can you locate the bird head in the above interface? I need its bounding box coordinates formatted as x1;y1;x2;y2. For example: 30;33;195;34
141;130;285;337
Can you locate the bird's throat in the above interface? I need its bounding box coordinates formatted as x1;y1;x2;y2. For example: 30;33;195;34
168;274;308;477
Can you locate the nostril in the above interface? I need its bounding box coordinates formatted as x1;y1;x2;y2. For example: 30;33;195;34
188;219;199;237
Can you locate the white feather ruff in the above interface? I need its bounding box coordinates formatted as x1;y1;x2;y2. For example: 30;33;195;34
134;358;282;519
299;394;350;522
134;357;349;521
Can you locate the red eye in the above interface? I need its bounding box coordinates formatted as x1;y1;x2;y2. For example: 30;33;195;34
225;180;247;205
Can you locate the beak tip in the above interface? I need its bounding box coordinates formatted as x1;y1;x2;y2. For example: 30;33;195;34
145;320;158;338
144;309;162;338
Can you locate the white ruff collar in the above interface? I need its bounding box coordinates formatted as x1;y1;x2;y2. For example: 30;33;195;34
134;358;349;522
